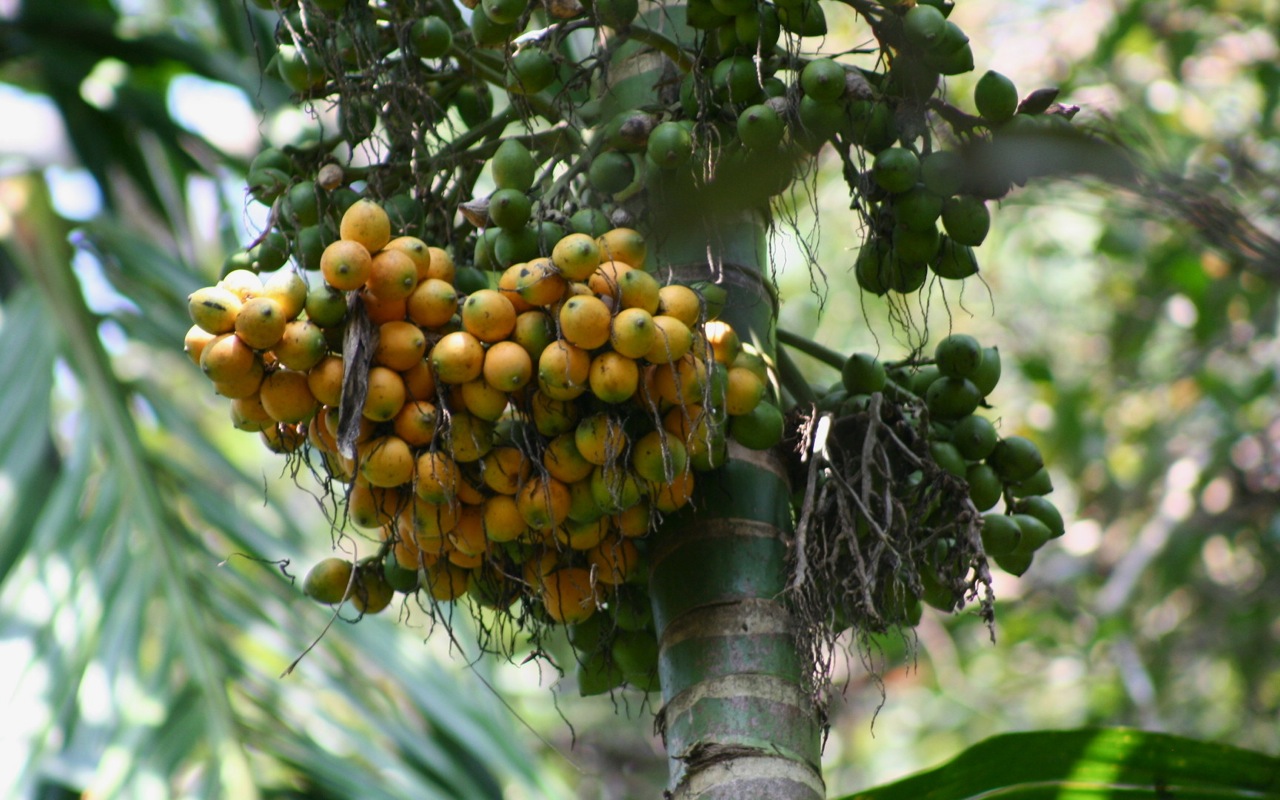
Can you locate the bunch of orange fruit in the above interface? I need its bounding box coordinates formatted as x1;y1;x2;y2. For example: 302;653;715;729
183;198;771;633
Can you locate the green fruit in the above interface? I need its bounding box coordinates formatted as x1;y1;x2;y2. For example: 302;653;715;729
849;100;897;151
988;435;1044;483
611;630;659;677
454;266;490;295
894;185;944;232
488;187;532;231
492;139;537;192
735;4;781;52
482;0;524;24
305;283;347;327
970;346;1001;396
294;224;328;271
470;11;516;48
910;364;941;397
248;168;290;205
492;225;540;268
737;104;784;151
965;462;1003;511
842;353;886;394
925;40;974;76
930;441;966;478
568;613;605;652
303;557;353;604
893;224;940;265
383;554;421;593
796;95;845;147
855;239;892;296
612;586;654;630
975;70;1018;124
1013;496;1065;538
951;413;997;460
712;55;759;103
920;567;956;611
473;227;501;271
455;83;494;127
801;58;846;103
411;16;453;58
941;195;991;246
686;0;732;29
872;147;921;194
902;3;946;49
980;513;1020;557
929;236;979;280
994;550;1033;577
595;0;639;28
840;393;871;416
925;376;981;420
578;649;626;696
250;147;291;175
1009;467;1054;498
920;150;965;196
534;220;565;254
283;181;321;227
384;193;422;232
588;151;636;195
888;257;929;294
570;208;610;237
817;387;847;412
776;0;826;36
730;401;784;450
276;45;326;93
935;333;983;379
711;0;752;15
506;49;556;95
250;230;290;272
1011;513;1052;556
646;121;694;169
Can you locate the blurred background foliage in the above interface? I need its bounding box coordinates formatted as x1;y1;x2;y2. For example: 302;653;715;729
1;0;1278;798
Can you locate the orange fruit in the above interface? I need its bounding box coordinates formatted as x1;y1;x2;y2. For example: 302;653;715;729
704;319;741;364
340;198;391;253
374;320;427;371
613;500;651;538
393;399;439;447
444;411;495;462
188;285;242;334
430;330;484;385
415;450;460;504
407;278;459;329
349;482;406;529
537;340;590;400
303;557;353;604
517;475;571;531
413;495;462;543
449;504;488;556
541;567;599;623
725;366;766;415
383;235;432;280
234;296;288;350
653;469;695;512
426;246;455;283
482;339;533;392
587;259;632;300
400;359;437;400
461;288;517;343
575;413;627;466
200;333;257;384
218;269;263;302
632;429;688;484
587;536;640;584
616;269;661;314
366;248;419;302
230;393;273;431
306;355;346;408
498;264;535;313
274;320;327;371
360;287;407;325
530;390;580;436
358;435;415;487
597;227;646;268
557;516;609;550
512;309;556;360
184;324;217;366
543;432;595;484
657;284;701;327
423;559;471;601
320;238;373;291
653;354;709;407
558;295;612;350
460;378;508;421
480;445;530;495
482;494;527;543
644;315;693;364
551;232;601;281
662;403;723;461
307;408;338;452
610;307;656;360
515;258;567;307
589;351;640;404
261;270;307;320
259;368;318;423
362;365;407;421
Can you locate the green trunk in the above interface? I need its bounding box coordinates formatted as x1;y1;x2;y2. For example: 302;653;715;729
604;12;824;797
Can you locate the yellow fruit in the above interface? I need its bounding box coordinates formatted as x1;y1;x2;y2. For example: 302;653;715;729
392;399;438;447
656;284;701;327
184;324;217;366
517;476;571;530
259;368;319;423
537;340;590;400
461;288;517;343
366;248;419;302
515;258;567;307
444;411;494;463
188;286;242;334
542;432;595;484
558;294;612;350
340;199;392;253
407;278;459;329
358;435;415;488
363;365;407;421
551;232;601;281
383;235;432;280
426;246;456;283
541;567;599;623
273;319;327;371
610;307;656;360
415;450;460;504
374;320;427;371
320;239;373;291
480;445;530;495
460;378;509;421
597;227;646;268
587;536;640;584
575;413;627;466
261;270;308;320
306;355;344;408
589;351;640;404
616;268;661;314
430;330;485;385
218;269;263;302
482;494;528;543
482;339;533;393
644;315;693;364
725;366;766;415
